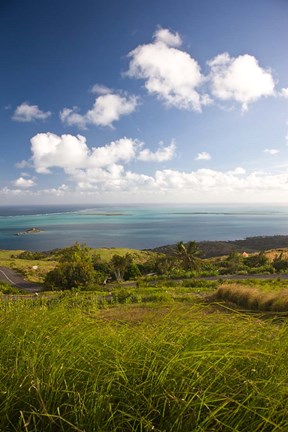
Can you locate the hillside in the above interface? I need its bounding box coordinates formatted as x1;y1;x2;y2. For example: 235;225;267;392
151;235;288;258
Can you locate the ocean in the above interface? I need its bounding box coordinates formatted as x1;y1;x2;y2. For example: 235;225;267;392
0;204;288;251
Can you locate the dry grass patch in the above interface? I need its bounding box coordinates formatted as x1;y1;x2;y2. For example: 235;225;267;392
216;283;288;312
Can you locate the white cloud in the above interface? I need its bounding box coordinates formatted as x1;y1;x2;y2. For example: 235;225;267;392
0;187;26;196
60;92;138;128
86;93;138;127
153;168;288;194
87;137;140;168
59;107;87;129
138;141;176;162
40;184;69;196
72;164;154;192
195;151;211;161
154;27;182;47
12;102;51;122
14;177;35;188
27;132;288;201
0;184;69;200
127;28;210;111
31;133;90;173
264;148;279;155
30;133;174;174
208;53;275;111
91;84;112;95
15;159;32;169
227;167;246;175
280;88;288;98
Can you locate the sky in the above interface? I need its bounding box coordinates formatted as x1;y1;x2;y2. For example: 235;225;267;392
1;0;288;205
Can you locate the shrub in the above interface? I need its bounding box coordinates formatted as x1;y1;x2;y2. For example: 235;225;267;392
44;243;96;290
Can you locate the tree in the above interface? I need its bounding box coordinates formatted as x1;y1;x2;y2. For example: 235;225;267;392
153;255;177;276
221;251;245;274
110;253;133;282
176;241;201;271
245;251;268;268
44;243;96;290
272;252;288;272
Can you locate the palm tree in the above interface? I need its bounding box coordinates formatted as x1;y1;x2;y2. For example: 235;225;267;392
176;241;201;271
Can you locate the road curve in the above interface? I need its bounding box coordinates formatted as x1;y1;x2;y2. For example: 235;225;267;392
0;266;43;292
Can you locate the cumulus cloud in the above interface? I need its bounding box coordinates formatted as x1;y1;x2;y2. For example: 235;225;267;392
227;167;246;175
86;93;138;127
60;107;87;129
264;148;279;155
153;168;288;194
91;84;112;94
31;133;89;173
138;141;176;162
127;27;210;111
87;137;140;168
12;102;51;122
30;132;174;176
14;177;35;188
195;152;211;161
27;131;288;199
0;184;69;199
280;88;288;98
60;92;138;128
208;53;275;111
153;27;182;47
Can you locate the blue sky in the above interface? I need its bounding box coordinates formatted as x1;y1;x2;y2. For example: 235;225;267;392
1;0;288;205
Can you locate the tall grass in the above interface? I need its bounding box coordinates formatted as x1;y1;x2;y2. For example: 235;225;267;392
0;295;288;431
216;283;288;312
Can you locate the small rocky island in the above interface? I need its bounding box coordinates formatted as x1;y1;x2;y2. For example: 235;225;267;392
16;227;43;236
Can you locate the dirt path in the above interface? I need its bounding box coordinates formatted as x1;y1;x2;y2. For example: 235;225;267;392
0;266;43;292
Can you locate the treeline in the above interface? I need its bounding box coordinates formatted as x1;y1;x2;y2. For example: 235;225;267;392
14;240;288;291
43;241;203;290
152;235;288;258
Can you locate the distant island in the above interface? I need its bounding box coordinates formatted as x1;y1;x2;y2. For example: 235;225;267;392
16;227;42;236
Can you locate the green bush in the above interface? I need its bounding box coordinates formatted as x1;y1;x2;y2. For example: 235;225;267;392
0;282;22;295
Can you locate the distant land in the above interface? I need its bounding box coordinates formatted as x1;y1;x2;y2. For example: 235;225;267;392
151;235;288;258
16;227;42;236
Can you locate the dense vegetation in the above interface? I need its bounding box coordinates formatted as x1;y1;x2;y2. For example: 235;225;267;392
153;235;288;257
2;241;288;292
2;242;288;430
1;289;288;431
42;243;288;290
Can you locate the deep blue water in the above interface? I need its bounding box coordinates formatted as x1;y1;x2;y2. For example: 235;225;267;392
0;204;288;251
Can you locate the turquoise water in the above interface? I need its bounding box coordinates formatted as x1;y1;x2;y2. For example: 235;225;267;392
0;204;288;251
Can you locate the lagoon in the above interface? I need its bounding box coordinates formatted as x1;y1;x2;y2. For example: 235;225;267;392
0;204;288;251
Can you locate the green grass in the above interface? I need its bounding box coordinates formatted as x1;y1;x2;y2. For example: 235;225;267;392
0;250;58;283
92;247;154;263
0;248;154;284
0;292;288;431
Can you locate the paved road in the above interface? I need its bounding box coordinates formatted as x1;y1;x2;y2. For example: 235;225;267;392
0;266;43;292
